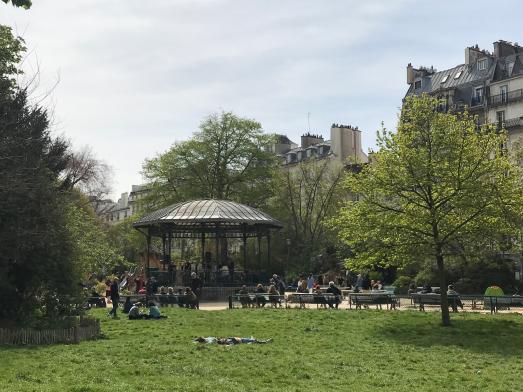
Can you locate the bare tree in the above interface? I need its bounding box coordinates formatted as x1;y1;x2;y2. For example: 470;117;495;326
61;146;112;201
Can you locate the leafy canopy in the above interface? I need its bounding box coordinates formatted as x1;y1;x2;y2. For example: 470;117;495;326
335;94;523;275
2;0;31;9
143;111;277;208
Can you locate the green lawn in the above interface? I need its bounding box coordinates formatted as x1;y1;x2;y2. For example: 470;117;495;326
1;308;522;391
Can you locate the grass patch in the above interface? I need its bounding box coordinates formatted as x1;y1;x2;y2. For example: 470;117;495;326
0;308;522;391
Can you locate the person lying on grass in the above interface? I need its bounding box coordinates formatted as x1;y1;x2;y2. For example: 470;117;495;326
193;337;272;345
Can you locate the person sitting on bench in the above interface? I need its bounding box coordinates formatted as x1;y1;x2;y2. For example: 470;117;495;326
255;284;267;307
326;281;342;309
238;285;252;308
184;287;198;309
268;284;281;307
447;285;464;312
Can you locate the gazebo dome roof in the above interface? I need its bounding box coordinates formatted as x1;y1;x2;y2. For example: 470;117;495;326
133;199;283;235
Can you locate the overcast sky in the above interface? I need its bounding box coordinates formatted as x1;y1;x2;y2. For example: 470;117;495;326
1;0;522;199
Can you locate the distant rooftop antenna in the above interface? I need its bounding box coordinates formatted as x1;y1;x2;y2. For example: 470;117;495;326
307;112;311;133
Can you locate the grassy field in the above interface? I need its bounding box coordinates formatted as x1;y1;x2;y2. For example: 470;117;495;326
1;308;522;391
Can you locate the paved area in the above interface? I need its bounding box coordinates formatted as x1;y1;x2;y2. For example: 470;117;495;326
198;300;523;314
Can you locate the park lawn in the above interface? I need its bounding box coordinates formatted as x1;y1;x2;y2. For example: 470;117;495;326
0;308;522;392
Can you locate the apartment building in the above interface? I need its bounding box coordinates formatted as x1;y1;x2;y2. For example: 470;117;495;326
269;123;368;168
91;184;149;225
405;40;523;149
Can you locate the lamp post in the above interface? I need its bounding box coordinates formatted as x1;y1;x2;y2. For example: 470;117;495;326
285;238;291;278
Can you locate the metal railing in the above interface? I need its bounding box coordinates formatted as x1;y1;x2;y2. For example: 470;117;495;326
489;88;523;106
470;95;484;107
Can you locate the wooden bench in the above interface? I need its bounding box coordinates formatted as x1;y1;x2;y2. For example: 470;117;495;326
484;296;523;313
228;294;284;309
286;293;341;308
411;294;462;312
348;293;397;310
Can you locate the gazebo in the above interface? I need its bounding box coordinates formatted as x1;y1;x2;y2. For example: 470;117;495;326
133;199;283;284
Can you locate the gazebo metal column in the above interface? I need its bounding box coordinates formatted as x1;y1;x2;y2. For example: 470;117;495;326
242;225;248;271
201;233;206;266
267;232;271;266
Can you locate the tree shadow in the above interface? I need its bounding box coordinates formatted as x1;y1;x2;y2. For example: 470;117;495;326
371;315;523;357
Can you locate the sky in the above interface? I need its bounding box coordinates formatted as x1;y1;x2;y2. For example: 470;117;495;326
1;0;522;199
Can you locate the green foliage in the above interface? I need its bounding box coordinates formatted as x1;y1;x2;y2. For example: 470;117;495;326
107;216;146;266
392;275;414;294
333;94;523;324
1;0;31;9
0;25;83;323
1;309;523;390
142;111;278;209
0;25;25;90
66;194;127;276
0;84;82;321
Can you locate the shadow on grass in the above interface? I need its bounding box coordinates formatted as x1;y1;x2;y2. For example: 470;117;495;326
372;314;523;356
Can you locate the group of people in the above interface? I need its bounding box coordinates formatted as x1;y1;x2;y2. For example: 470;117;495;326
408;283;464;312
125;301;167;320
157;286;199;309
238;274;343;309
238;282;283;308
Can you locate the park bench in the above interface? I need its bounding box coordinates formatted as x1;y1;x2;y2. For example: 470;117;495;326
411;294;462;312
348;293;398;310
285;293;341;308
483;295;523;313
228;293;285;309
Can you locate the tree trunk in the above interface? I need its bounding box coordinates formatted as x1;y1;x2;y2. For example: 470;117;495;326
436;252;450;326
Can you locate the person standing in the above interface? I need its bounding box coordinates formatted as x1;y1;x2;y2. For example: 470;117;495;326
108;278;120;318
272;274;286;295
307;273;315;294
190;272;203;309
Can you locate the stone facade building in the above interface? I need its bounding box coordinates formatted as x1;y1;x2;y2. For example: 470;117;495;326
405;40;523;150
269;123;368;168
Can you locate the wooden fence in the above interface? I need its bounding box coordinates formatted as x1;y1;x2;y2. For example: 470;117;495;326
0;317;101;346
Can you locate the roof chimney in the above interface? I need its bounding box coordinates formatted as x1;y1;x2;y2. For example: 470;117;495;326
407;63;414;84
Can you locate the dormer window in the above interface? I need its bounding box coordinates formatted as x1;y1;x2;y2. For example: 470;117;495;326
478;58;487;71
414;80;421;89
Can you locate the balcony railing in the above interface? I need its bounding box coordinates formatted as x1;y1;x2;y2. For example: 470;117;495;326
489;88;523;107
470;95;484;107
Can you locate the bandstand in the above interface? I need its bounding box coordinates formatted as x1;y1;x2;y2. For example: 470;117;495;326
133;199;283;286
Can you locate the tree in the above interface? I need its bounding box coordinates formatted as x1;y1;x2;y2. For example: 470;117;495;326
142;111;277;209
66;192;126;277
0;25;84;323
61;146;112;200
269;158;345;273
0;25;25;91
333;95;523;326
2;0;31;9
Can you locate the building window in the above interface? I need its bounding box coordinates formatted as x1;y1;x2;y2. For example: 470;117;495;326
478;58;487;71
454;69;463;79
441;74;449;83
500;85;508;103
414;80;421;89
472;87;483;106
496;110;505;125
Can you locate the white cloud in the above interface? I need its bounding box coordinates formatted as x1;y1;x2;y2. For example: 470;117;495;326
1;0;521;198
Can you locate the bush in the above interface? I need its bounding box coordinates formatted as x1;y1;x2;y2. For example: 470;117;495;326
393;275;414;294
